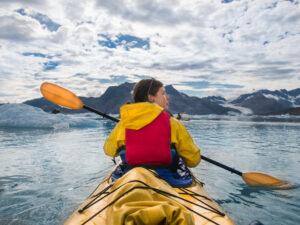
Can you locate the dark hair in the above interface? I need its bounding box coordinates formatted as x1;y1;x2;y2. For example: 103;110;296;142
132;78;163;103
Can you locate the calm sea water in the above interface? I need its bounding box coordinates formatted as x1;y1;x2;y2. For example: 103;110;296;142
0;104;299;225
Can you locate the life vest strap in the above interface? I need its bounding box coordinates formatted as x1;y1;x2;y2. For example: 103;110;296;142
119;144;179;171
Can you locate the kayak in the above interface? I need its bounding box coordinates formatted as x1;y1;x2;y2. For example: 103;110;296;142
64;162;234;225
64;164;234;225
180;118;190;121
176;118;190;121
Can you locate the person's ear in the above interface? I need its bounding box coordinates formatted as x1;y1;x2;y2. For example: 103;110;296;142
148;94;154;102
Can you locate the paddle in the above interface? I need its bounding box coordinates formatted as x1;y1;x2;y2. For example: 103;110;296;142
40;82;119;122
40;82;294;189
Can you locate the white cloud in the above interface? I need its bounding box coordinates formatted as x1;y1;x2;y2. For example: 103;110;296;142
0;13;50;42
0;0;299;103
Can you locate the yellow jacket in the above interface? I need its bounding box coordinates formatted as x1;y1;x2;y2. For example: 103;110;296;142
103;102;200;167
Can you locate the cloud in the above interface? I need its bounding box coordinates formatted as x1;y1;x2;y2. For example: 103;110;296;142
0;0;299;103
16;8;61;31
0;13;48;42
95;0;183;25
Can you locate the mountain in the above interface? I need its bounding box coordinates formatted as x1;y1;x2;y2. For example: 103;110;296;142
264;107;300;116
202;96;226;104
24;97;64;112
84;82;135;114
230;89;300;115
165;85;239;115
23;82;239;115
23;83;300;115
23;82;135;114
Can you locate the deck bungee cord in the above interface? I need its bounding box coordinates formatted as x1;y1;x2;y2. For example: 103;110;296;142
79;179;224;225
147;169;224;216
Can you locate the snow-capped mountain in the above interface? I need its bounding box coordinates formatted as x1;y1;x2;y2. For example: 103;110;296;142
229;89;300;115
23;83;300;115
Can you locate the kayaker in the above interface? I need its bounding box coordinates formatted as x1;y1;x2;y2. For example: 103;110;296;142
104;78;200;169
176;113;182;120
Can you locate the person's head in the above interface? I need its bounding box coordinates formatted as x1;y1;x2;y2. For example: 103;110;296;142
132;78;169;110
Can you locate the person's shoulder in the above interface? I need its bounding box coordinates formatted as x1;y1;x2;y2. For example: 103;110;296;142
170;116;181;124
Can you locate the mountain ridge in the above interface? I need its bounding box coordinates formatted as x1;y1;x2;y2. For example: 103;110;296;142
22;83;300;115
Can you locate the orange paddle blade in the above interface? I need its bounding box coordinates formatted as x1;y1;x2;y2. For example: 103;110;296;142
40;82;83;109
242;172;295;189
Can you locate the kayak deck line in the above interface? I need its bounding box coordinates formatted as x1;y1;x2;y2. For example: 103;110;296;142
79;179;225;225
64;164;235;225
147;169;225;216
79;166;225;218
81;181;222;225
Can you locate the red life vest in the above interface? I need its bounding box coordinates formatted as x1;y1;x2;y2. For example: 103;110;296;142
125;111;171;166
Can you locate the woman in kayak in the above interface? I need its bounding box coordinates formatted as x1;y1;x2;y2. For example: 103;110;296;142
176;113;182;120
104;78;200;169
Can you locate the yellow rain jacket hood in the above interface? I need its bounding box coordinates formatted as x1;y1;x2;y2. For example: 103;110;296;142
120;102;164;130
104;102;200;168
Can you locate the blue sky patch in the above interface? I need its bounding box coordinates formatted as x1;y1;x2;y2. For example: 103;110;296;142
98;34;150;50
214;83;244;89
98;34;117;48
84;75;130;84
178;81;243;97
22;52;53;58
222;31;234;43
97;75;131;84
266;2;278;9
23;52;46;57
43;61;60;71
110;75;131;83
278;31;288;40
181;81;243;89
86;77;105;82
165;61;213;71
74;73;88;77
116;34;150;50
16;8;61;31
182;81;211;89
16;8;26;16
222;0;233;3
134;74;152;79
32;13;61;31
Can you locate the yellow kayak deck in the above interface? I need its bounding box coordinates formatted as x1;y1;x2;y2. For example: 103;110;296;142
64;166;234;225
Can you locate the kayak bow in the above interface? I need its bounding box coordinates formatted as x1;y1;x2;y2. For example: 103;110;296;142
64;164;234;225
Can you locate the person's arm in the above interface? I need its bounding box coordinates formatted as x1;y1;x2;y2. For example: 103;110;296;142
103;122;125;157
170;118;201;167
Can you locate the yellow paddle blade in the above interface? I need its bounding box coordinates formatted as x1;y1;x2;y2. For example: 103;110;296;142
40;82;84;109
242;172;295;189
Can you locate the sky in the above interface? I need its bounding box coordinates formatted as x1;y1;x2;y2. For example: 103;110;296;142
0;0;299;103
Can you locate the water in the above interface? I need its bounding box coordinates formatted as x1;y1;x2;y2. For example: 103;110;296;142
0;104;299;225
